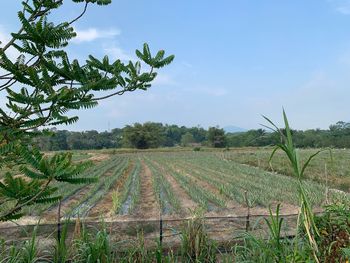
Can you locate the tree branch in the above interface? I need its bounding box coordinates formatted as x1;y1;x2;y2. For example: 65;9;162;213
91;88;127;101
68;2;89;25
0;1;62;53
0;178;52;221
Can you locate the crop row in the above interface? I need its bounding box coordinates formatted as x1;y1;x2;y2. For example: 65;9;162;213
219;148;350;190
146;152;331;207
38;150;350;219
145;158;181;214
30;155;119;215
196;154;327;205
116;158;142;215
151;158;227;211
67;157;130;217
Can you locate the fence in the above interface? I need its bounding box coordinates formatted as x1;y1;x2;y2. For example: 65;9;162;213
0;211;312;251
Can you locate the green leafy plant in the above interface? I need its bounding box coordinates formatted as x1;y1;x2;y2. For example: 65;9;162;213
67;157;129;217
264;204;285;260
0;0;174;221
0;148;94;221
52;220;70;263
180;209;217;262
111;190;121;214
263;109;330;262
72;223;116;263
314;200;350;262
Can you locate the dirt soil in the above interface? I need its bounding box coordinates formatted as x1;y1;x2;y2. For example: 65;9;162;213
88;161;134;217
132;161;160;219
150;160;199;217
42;185;94;221
42;166;115;221
171;163;238;210
88;153;110;163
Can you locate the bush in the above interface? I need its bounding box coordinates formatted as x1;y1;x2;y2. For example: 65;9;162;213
314;200;350;262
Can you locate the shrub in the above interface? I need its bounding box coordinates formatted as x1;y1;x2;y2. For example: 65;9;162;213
193;147;201;151
314;200;350;262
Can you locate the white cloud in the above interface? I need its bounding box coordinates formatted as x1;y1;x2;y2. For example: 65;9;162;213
336;5;350;14
186;86;229;97
0;26;9;45
328;0;350;14
72;28;121;43
0;25;19;105
0;25;19;60
206;88;229;97
152;73;177;86
181;61;193;68
103;43;134;61
338;48;350;66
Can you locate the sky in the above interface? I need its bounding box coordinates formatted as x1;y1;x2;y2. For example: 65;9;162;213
1;0;350;131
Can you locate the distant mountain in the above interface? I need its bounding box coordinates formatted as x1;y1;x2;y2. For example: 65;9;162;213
223;125;247;133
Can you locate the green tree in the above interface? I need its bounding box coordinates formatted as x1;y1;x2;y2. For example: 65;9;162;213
189;126;207;143
207;126;227;148
163;124;185;146
0;0;173;220
181;132;195;146
122;122;165;149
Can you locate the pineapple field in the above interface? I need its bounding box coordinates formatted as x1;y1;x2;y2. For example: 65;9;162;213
6;148;346;224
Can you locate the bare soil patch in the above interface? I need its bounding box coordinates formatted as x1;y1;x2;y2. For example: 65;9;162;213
88;153;110;163
132;161;159;219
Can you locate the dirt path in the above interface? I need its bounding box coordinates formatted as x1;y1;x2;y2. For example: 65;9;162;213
88;161;134;218
132;161;159;219
150;160;198;217
88;153;110;163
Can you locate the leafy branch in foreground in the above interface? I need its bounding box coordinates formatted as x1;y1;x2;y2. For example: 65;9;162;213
0;0;174;221
0;149;94;221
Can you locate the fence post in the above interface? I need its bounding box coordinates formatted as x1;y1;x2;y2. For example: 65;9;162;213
160;215;163;246
244;191;250;232
57;199;62;263
57;199;62;242
325;163;329;204
159;193;163;248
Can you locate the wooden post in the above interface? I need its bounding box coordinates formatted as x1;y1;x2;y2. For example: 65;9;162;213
159;193;163;248
159;215;163;246
325;163;329;204
244;191;250;232
57;199;62;242
57;199;62;263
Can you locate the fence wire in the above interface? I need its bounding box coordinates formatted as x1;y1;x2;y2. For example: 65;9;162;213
0;212;321;248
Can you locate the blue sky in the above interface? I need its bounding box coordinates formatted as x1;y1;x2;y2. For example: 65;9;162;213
2;0;350;131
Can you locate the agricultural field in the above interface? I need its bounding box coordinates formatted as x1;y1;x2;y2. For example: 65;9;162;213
221;147;350;191
3;148;348;225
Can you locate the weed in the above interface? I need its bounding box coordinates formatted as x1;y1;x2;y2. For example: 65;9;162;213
180;209;217;262
111;190;121;214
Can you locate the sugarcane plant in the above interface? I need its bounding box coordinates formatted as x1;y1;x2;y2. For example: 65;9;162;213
263;110;330;263
0;0;174;221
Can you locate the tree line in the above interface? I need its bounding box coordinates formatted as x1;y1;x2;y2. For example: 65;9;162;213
33;123;226;150
228;121;350;148
33;121;350;151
